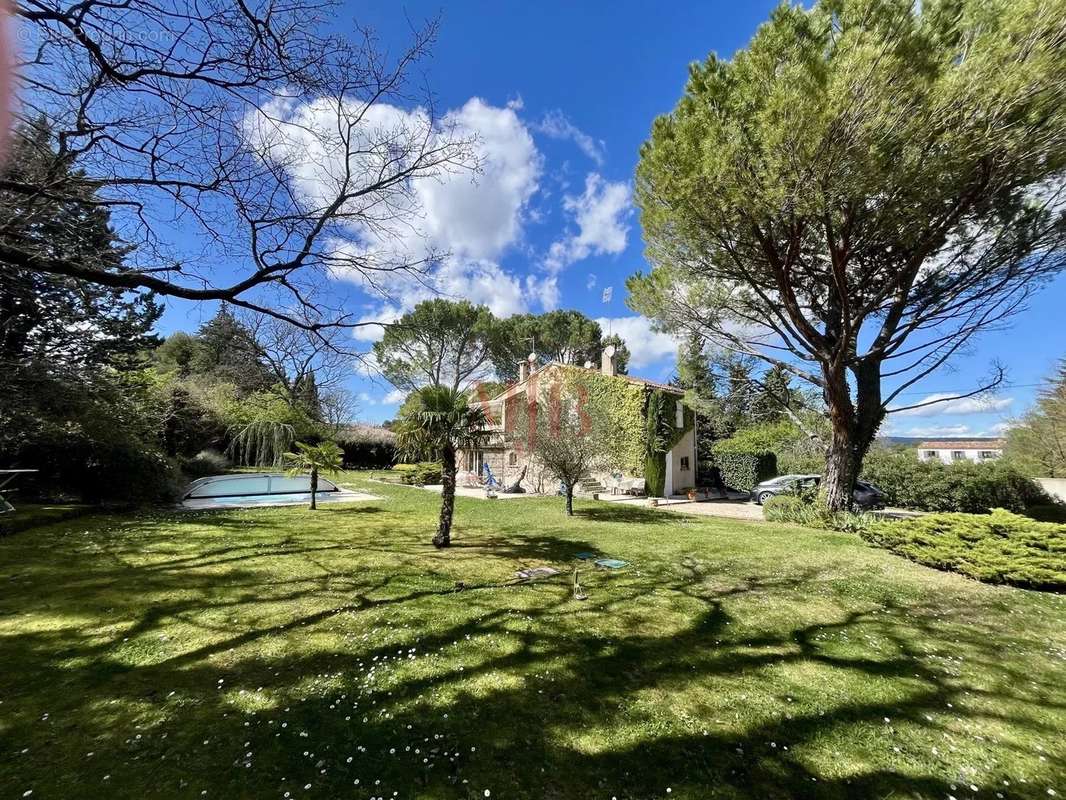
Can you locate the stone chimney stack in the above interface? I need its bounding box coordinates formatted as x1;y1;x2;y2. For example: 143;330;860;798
518;352;536;382
600;345;617;377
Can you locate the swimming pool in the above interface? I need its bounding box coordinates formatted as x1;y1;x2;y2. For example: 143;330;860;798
180;489;376;510
179;473;378;510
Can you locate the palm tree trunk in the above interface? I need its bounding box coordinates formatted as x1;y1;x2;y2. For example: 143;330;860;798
310;465;318;510
434;445;457;547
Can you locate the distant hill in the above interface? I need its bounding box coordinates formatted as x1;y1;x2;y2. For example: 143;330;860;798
875;436;1002;447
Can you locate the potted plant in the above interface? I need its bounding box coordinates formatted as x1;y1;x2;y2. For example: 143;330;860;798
686;487;699;501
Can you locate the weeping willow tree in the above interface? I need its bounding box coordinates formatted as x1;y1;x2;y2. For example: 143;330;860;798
227;420;297;467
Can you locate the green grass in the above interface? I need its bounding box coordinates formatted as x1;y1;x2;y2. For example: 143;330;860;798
1;472;1064;799
0;503;93;536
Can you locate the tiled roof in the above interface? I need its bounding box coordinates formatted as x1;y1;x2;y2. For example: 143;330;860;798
488;361;685;402
916;439;1005;450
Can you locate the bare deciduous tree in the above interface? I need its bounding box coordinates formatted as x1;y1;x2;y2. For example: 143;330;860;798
4;1;476;331
244;311;354;417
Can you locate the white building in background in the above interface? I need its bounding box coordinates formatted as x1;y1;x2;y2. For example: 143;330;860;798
917;439;1005;465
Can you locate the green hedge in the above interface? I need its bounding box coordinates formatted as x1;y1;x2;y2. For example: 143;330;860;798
862;509;1066;591
860;451;1051;513
398;461;443;485
712;445;777;492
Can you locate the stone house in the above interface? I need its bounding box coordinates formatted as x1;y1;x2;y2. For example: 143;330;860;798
459;348;699;497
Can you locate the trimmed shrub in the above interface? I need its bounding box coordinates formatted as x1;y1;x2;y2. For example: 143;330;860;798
862;509;1066;591
712;443;777;492
399;461;443;485
645;454;666;497
777;452;825;475
860;450;1051;513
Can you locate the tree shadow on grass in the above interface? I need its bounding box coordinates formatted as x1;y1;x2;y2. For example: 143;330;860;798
6;565;1061;799
572;503;677;525
2;517;1064;799
318;505;387;515
446;533;601;565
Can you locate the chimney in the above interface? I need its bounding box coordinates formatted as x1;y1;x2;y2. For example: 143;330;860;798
518;352;536;382
600;345;617;377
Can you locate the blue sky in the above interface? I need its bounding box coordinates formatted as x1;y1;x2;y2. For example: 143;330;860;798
155;0;1065;432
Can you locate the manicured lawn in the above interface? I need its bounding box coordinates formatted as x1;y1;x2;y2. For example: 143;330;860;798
1;473;1063;799
0;503;93;536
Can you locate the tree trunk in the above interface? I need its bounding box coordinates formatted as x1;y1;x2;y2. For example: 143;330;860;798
434;445;456;548
822;424;856;511
565;483;574;516
310;466;318;510
821;361;885;511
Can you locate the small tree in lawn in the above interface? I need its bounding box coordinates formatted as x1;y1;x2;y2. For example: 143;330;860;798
394;386;489;548
510;386;612;516
283;441;343;510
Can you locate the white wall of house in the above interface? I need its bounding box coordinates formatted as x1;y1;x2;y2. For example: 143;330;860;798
918;448;1002;465
667;426;697;495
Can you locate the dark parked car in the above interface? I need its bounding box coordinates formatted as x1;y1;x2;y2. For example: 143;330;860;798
749;474;886;509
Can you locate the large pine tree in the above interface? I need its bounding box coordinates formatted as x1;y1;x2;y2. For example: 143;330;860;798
0;122;161;370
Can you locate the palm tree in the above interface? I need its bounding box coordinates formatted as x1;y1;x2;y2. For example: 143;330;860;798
394;386;489;548
282;441;344;510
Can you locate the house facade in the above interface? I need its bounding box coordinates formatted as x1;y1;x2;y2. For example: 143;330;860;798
916;439;1005;465
460;349;698;497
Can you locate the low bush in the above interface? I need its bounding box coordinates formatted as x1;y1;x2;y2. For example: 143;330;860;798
180;449;230;479
399;461;443;485
862;509;1066;591
762;493;873;533
860;451;1051;514
711;441;777;492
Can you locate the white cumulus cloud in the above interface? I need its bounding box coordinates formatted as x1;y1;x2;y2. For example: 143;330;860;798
546;173;631;272
419;98;542;260
595;315;677;369
247;95;550;327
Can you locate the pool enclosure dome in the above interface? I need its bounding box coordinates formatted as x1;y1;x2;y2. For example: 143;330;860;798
182;473;341;500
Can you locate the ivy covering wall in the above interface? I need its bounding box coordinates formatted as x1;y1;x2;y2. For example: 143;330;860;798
644;388;695;496
527;368;696;489
568;371;647;475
